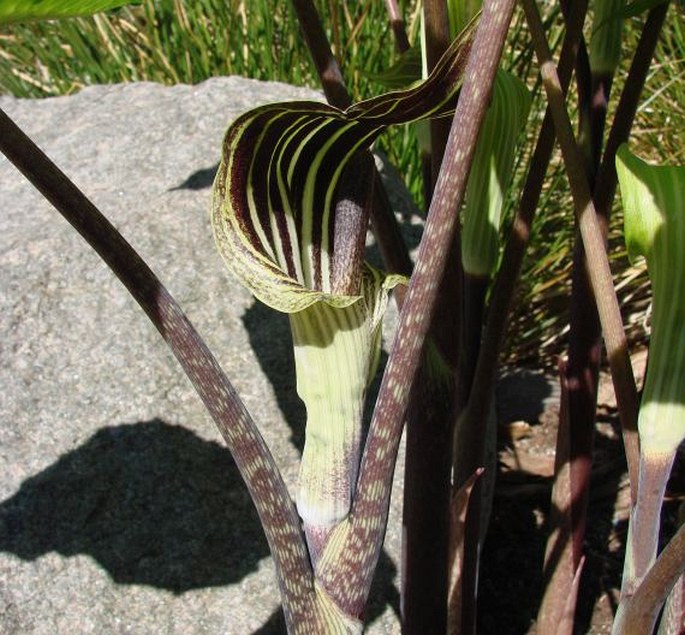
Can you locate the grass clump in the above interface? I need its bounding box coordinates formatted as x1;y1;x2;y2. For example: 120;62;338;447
0;0;401;98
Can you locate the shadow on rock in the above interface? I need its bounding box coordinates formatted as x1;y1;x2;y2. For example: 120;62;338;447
0;419;269;593
171;164;219;191
242;301;306;453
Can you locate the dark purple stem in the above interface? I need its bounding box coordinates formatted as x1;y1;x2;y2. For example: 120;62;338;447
0;108;317;628
384;0;411;53
316;0;518;620
458;2;590;631
564;0;669;581
521;0;640;537
564;26;613;582
291;0;459;628
291;0;352;109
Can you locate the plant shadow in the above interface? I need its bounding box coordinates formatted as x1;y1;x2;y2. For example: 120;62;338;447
0;411;400;631
241;301;306;453
0;419;269;593
171;164;219;191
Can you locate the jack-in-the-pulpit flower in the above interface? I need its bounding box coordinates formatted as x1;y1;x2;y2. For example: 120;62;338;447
211;17;478;558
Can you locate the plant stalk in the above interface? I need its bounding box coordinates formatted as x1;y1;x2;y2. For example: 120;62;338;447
613;521;685;635
522;0;640;499
538;361;584;635
315;0;518;621
561;2;626;595
401;6;465;631
0;107;318;629
462;0;589;468
384;0;411;53
457;2;589;631
543;6;618;631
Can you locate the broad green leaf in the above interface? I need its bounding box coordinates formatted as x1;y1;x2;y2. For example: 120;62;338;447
617;144;685;456
461;70;531;277
589;0;625;75
365;46;422;90
0;0;137;24
448;0;482;38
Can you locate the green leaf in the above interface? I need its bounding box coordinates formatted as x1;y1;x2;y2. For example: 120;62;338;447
616;144;684;265
461;70;531;277
365;46;422;89
589;0;626;75
617;144;685;456
447;0;482;38
0;0;138;24
622;0;669;19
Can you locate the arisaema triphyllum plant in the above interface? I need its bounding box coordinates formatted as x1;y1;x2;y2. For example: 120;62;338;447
0;1;523;629
210;16;483;628
4;0;682;632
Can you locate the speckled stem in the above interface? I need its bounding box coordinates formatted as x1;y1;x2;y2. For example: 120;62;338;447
314;0;517;618
0;108;319;629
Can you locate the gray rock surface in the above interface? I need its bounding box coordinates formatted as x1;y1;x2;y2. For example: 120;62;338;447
0;78;409;634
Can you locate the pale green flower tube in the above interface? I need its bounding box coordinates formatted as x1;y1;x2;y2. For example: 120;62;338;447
291;266;402;551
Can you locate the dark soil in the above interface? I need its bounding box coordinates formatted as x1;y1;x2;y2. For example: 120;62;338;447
477;351;684;634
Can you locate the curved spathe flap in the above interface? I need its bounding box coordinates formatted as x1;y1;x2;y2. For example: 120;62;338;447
211;17;478;312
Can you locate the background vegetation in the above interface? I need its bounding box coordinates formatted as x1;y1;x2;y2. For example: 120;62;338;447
1;0;682;364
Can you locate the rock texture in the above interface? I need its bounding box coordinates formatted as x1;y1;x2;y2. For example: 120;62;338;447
0;79;408;634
